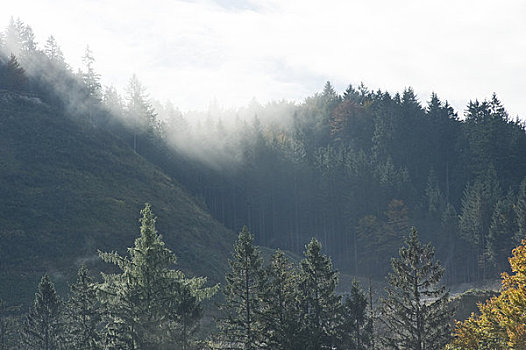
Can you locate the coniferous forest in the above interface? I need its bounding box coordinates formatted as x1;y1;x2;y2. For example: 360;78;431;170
1;18;526;349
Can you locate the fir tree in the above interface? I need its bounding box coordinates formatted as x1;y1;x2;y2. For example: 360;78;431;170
22;274;64;350
297;238;341;350
99;203;216;350
258;250;301;350
340;280;373;350
380;227;453;350
64;265;102;350
219;226;264;350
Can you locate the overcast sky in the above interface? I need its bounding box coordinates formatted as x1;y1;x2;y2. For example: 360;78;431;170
2;0;526;118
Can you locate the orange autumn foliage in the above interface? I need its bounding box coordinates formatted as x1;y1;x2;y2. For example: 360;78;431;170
447;238;526;350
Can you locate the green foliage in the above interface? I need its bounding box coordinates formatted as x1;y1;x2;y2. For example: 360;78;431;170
0;89;233;306
63;265;102;350
459;168;502;280
98;203;217;350
218;226;264;350
258;250;301;350
22;274;64;350
381;227;453;350
339;280;373;350
297;238;342;350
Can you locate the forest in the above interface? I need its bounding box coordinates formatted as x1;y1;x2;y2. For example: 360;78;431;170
1;18;526;349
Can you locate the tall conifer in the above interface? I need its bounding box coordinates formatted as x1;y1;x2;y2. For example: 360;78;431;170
219;226;264;350
297;238;341;350
22;274;64;350
380;227;452;350
64;265;102;350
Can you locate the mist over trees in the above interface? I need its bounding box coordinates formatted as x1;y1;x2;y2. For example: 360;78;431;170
2;17;526;349
2;18;526;286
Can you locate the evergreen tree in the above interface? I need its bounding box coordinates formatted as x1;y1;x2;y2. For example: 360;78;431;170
125;74;159;152
99;203;216;350
487;192;518;274
297;238;341;350
171;276;215;350
80;46;102;101
64;265;102;350
459;169;501;280
339;280;373;350
380;227;452;350
219;226;264;350
22;274;64;350
258;250;301;350
0;53;27;91
44;36;67;67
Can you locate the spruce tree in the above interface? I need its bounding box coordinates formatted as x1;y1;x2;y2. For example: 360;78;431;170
297;238;341;350
258;250;301;350
340;280;373;350
99;203;216;350
380;227;452;350
22;274;64;350
64;265;102;350
219;226;264;350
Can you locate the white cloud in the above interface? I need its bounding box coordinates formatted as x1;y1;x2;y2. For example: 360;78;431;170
2;0;526;118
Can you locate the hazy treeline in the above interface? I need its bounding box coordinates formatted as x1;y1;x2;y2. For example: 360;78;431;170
162;82;526;284
1;18;526;285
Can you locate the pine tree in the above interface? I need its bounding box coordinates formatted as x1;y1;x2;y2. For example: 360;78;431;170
64;265;102;350
340;280;373;350
99;203;216;350
297;238;341;350
258;250;301;350
219;226;264;350
22;274;64;350
381;227;453;350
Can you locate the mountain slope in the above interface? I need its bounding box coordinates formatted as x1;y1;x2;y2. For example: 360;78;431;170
0;91;235;305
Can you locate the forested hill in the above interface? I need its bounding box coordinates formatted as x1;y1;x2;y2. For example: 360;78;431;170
169;83;526;284
2;18;526;311
0;88;234;305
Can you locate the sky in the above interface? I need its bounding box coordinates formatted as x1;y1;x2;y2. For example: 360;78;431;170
2;0;526;118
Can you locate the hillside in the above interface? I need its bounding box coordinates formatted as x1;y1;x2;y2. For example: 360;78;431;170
0;90;235;306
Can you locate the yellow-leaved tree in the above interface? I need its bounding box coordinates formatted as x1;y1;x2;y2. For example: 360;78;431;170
447;238;526;349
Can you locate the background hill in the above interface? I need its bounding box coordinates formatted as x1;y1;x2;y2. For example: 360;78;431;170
0;90;235;306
